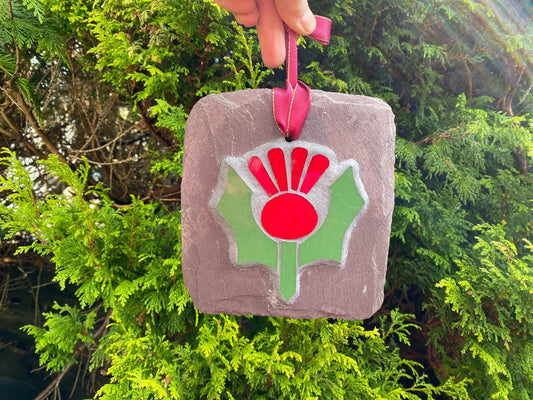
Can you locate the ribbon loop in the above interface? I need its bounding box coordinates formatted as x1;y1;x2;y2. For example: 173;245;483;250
273;16;331;141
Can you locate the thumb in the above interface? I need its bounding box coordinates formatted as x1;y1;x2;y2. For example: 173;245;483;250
274;0;316;36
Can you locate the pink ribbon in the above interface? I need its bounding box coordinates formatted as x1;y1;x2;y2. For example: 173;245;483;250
273;16;331;141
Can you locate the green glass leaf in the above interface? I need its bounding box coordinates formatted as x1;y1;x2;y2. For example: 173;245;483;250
216;166;278;269
299;166;365;266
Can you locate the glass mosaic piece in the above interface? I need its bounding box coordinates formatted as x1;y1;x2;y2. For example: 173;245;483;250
213;141;367;303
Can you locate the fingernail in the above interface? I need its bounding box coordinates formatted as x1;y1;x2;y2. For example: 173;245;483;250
300;10;316;35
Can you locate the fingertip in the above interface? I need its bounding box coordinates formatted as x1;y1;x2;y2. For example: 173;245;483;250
234;9;259;27
262;51;285;69
299;9;316;35
258;30;286;68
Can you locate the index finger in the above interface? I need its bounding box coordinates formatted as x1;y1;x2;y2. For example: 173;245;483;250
256;0;286;68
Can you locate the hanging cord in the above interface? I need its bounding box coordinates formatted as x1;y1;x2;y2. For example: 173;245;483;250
273;16;331;141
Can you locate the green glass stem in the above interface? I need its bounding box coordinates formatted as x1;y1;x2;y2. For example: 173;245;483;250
279;241;298;302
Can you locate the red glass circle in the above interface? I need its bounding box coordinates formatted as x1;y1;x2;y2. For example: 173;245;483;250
261;193;318;240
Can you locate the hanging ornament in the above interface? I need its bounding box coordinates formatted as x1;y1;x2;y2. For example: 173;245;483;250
182;18;395;320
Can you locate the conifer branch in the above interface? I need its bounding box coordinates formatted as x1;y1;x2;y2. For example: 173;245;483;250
6;0;21;86
461;56;473;99
0;108;47;159
33;309;112;400
7;88;68;163
517;78;533;106
137;102;172;148
415;126;461;145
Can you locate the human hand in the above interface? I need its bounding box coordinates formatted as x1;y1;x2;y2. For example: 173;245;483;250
215;0;316;68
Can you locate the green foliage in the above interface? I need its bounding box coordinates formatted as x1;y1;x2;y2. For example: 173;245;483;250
436;224;533;398
389;91;532;399
0;0;58;49
23;303;97;372
57;0;254;110
223;23;272;91
0;0;62;120
149;100;188;178
390;93;532;292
